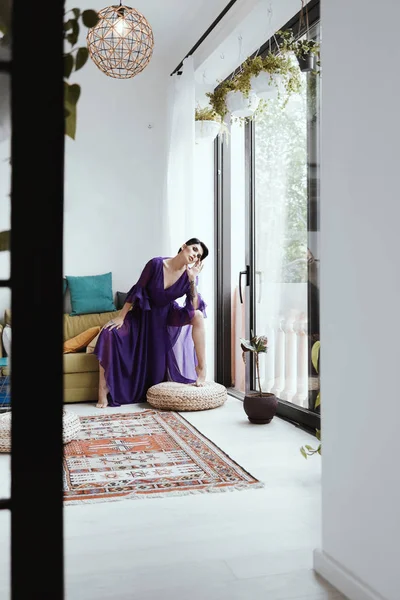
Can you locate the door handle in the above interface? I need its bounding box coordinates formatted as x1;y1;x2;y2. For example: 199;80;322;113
239;265;250;304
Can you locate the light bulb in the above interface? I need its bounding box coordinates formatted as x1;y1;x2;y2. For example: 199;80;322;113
114;17;129;37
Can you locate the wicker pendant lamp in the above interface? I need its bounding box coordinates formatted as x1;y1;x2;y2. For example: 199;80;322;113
87;4;154;79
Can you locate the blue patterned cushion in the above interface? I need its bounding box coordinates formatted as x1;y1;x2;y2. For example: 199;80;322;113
66;272;116;316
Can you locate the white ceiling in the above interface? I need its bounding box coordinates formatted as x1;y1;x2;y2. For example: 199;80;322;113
68;0;309;85
76;0;233;72
194;0;310;86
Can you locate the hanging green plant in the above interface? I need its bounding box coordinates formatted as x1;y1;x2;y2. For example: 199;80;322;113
234;53;298;98
195;105;230;143
234;56;265;96
277;29;320;73
195;106;221;122
206;79;236;120
206;47;303;124
263;52;302;100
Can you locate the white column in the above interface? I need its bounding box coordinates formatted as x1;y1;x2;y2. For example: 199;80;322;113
280;311;297;402
271;317;285;397
293;312;308;407
263;324;275;393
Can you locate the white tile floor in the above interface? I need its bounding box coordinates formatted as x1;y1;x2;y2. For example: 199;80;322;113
0;398;344;600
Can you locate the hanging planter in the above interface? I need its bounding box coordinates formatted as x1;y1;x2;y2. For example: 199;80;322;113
194;106;225;144
250;72;280;100
226;90;260;118
295;45;318;73
277;1;320;74
206;51;302;123
195;120;221;144
235;54;301;108
277;0;320;76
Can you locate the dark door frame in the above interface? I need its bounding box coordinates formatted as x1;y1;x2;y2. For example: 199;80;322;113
0;1;65;598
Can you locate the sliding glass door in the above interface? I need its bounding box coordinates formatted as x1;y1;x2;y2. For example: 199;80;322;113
216;19;321;428
230;122;247;395
254;56;310;408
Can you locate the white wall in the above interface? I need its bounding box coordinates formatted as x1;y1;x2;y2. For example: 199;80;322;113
63;29;170;295
64;15;219;377
314;1;400;600
0;6;172;319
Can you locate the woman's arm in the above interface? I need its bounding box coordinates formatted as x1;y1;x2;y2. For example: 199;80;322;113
187;260;205;311
106;259;153;330
124;258;154;308
189;280;199;310
119;301;133;319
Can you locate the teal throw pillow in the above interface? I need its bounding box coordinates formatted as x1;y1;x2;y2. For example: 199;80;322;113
63;279;67;295
66;272;116;316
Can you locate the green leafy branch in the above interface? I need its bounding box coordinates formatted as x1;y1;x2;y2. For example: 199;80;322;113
64;8;99;139
0;6;99;253
195;106;221;122
300;340;321;458
300;428;321;459
240;332;268;396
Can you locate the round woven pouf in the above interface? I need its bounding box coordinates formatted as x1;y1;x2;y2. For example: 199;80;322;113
0;410;81;453
147;381;227;412
0;411;11;453
63;410;82;444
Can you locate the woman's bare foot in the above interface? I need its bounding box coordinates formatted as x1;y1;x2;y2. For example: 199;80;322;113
195;366;206;387
96;385;109;408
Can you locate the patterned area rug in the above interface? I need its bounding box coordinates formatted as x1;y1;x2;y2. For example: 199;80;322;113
63;410;263;504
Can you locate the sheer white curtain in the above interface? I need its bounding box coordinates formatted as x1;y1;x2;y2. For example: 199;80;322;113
164;56;195;254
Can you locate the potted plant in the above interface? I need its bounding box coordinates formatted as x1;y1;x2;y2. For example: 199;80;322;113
300;340;321;458
277;29;320;74
206;77;260;122
240;333;278;424
206;49;302;123
195;106;224;144
225;86;260;119
237;52;302;102
244;54;281;100
206;79;236;120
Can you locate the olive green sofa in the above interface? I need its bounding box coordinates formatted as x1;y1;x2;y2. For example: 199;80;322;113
0;308;120;403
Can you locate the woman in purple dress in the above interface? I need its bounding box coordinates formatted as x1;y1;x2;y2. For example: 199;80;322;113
94;238;208;408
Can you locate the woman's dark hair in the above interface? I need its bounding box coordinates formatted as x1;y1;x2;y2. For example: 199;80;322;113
178;238;209;261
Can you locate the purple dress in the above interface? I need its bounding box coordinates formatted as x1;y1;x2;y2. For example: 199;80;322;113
94;256;207;406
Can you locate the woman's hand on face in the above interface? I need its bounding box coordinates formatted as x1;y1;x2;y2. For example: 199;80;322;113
104;316;124;330
187;260;203;281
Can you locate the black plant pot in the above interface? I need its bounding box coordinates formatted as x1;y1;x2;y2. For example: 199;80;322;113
243;392;278;424
297;53;316;73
